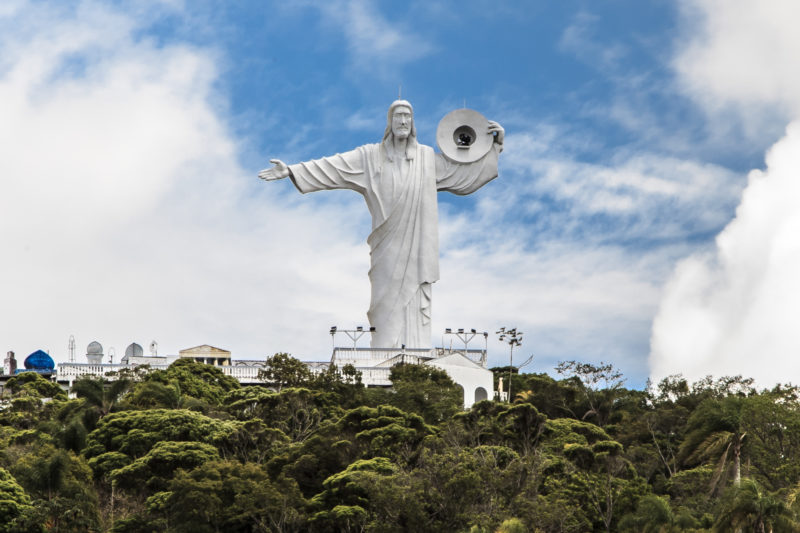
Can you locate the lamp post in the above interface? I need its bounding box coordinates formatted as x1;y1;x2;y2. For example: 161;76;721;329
444;328;489;364
330;326;376;349
497;327;522;402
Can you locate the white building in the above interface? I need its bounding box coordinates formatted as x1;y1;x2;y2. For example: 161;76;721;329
327;346;494;408
56;342;495;409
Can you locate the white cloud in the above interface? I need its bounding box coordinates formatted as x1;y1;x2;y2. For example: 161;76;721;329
0;1;370;363
288;0;434;77
675;0;800;127
559;11;627;71
648;0;800;385
434;237;662;376
650;121;800;385
499;129;742;244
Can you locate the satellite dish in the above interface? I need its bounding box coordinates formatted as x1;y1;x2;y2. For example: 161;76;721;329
436;108;493;163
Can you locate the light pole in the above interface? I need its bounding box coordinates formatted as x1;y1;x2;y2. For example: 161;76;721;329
497;327;522;402
330;326;376;349
444;328;489;365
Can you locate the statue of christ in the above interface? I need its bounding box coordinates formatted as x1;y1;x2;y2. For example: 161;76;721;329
259;100;504;349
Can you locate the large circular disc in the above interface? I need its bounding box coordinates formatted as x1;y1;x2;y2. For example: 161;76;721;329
436;108;493;163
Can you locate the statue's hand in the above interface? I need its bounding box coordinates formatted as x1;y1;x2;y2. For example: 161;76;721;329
488;121;505;146
258;159;291;181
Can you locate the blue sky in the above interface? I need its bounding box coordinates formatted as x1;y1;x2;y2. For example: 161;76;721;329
3;0;800;388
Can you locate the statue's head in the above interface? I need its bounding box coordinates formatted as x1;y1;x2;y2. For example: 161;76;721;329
382;99;417;160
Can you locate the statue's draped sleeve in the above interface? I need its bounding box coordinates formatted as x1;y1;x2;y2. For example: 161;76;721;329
288;147;367;195
435;143;501;194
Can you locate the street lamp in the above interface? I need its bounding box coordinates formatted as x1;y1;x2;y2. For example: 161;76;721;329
497;327;522;402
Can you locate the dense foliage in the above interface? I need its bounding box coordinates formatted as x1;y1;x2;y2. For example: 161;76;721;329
4;358;800;531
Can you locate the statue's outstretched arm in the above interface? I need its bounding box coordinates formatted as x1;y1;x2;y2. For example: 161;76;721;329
258;159;292;181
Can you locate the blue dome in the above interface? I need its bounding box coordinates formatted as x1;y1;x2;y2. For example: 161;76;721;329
23;350;55;370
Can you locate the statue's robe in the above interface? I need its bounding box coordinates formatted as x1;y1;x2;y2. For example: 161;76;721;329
289;140;500;348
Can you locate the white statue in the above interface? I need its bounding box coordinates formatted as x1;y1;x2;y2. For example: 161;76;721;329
259;100;504;348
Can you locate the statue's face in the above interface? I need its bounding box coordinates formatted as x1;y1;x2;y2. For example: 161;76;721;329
391;105;412;139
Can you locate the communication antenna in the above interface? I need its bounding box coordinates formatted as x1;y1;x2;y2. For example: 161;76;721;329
109;347;115;365
398;85;402;99
149;340;158;357
68;335;75;363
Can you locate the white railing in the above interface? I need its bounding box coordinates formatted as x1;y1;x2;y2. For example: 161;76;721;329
435;347;488;367
219;365;264;383
356;367;392;386
331;347;488;368
56;348;486;389
56;362;268;384
57;363;169;379
332;348;435;367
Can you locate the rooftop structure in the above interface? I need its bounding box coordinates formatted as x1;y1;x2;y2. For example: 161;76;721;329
179;345;231;366
86;341;103;364
17;350;55;374
3;351;17;376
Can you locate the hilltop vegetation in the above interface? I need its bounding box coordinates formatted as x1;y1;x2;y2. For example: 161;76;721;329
3;357;800;532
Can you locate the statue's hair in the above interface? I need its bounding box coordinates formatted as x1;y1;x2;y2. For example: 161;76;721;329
382;99;417;161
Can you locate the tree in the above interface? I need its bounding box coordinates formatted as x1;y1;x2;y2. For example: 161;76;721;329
387;363;463;425
335;405;433;462
738;389;800;492
226;387;341;443
259;353;312;392
0;467;33;532
496;403;546;457
71;376;131;419
567;441;647;532
123;379;183;410
617;494;688;533
110;441;220;492
85;409;236;465
532;418;645;532
58;377;133;449
496;518;526;533
405;446;525;532
511;372;581;419
555;360;626;426
713;479;796;533
679;396;748;494
4;443;100;532
5;372;66;401
121;359;240;411
307;364;365;408
446;400;507;449
219;419;290;465
116;461;307;533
